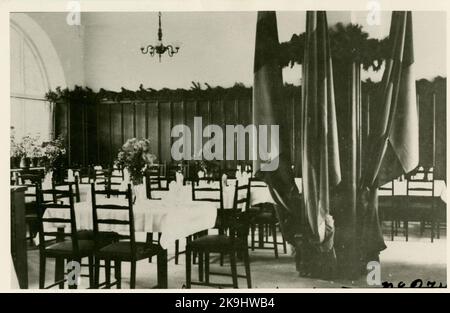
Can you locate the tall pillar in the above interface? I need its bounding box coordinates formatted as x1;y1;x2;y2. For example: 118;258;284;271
328;12;362;279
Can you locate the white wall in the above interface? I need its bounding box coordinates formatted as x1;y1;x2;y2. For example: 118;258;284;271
23;11;447;91
27;12;85;88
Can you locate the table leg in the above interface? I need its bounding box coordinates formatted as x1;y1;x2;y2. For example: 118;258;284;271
258;223;264;248
157;248;168;288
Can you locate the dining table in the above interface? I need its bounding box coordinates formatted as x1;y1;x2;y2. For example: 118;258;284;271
43;190;218;288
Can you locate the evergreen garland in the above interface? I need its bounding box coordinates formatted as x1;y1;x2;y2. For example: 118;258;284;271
279;23;390;71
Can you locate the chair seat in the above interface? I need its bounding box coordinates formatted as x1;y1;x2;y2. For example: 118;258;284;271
252;212;277;223
187;235;247;252
45;239;95;257
97;241;161;261
77;230;120;248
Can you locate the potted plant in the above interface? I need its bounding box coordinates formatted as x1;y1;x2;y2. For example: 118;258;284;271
115;138;156;201
10;127;24;168
42;135;67;183
30;145;43;167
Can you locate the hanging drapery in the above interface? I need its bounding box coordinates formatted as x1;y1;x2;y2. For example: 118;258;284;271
358;11;418;266
299;11;341;277
252;11;303;258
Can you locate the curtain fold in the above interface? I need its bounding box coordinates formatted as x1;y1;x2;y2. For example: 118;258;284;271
358;11;418;265
252;10;304;262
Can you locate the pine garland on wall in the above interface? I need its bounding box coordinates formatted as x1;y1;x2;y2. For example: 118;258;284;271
279;23;390;71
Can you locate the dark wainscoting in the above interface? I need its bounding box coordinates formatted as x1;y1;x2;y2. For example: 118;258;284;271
54;79;445;179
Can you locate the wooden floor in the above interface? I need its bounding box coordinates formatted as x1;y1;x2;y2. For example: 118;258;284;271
17;222;446;289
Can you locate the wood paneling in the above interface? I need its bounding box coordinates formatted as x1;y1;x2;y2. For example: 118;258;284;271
135;102;147;139
54;82;446;177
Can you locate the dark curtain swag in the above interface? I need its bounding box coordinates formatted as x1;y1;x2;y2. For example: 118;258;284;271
357;11;418;267
253;11;419;279
252;11;304;250
253;11;341;279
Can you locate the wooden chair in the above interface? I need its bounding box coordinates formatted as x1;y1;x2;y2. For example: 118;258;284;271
378;179;399;241
144;169;166;261
248;178;287;258
76;165;95;184
37;183;95;289
91;183;164;289
406;168;436;242
188;177;224;266
16;173;44;243
145;168;168;200
52;176;81;203
95;168;122;198
186;181;252;289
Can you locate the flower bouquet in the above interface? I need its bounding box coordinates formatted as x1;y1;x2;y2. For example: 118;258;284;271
41;135;67;183
10;127;24;168
115;138;156;200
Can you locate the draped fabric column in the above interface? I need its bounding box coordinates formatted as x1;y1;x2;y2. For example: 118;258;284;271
252;11;304;267
333;60;362;278
357;11;418;269
299;11;341;278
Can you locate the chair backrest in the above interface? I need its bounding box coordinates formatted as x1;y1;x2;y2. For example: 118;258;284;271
37;183;80;253
91;183;136;250
379;179;395;196
145;169;168;199
406;167;434;197
228;181;251;241
17;173;43;203
191;177;223;209
95;168;122;198
52;176;81;203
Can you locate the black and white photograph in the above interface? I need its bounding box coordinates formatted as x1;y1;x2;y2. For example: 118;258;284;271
5;0;448;292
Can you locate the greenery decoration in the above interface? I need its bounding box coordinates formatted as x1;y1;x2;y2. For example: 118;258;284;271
115;138;156;185
279;23;390;71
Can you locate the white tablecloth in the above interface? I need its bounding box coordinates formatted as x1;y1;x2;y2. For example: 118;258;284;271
379;179;447;203
151;178;303;208
44;198;217;249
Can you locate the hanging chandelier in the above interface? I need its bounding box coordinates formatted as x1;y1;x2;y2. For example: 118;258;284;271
140;12;180;62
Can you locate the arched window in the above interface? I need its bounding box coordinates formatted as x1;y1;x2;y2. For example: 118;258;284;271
11;22;55;142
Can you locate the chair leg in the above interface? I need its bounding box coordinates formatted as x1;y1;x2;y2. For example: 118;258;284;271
265;224;269;242
130;260;136;289
251;224;255;251
198;252;204;282
243;249;252;289
147;233;154;263
54;257;64;289
258;224;264;248
230;252;238;289
94;258;100;288
431;220;435;243
175;239;180;265
88;256;95;288
39;254;46;289
391;220;395;241
281;233;287;254
205;253;210;284
186;248;192;289
105;259;111;289
272;223;278;258
220;252;224;266
115;260;121;289
404;221;408;242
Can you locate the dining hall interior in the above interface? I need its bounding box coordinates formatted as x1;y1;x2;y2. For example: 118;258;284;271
9;10;447;289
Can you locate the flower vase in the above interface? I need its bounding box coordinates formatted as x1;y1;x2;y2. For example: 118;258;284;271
20;157;30;169
132;183;147;203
